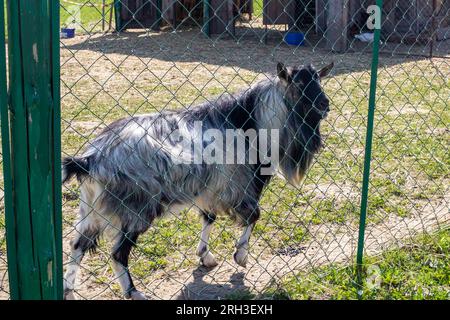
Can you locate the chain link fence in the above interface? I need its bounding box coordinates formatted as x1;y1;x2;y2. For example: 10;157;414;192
0;0;449;300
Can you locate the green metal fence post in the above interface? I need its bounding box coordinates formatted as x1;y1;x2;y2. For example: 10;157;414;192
4;0;62;300
114;0;122;32
203;0;211;37
356;0;383;299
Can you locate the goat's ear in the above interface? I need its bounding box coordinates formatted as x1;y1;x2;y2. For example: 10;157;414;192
277;62;290;83
318;62;334;78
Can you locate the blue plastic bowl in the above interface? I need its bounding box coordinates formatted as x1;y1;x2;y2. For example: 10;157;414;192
284;32;305;46
61;28;75;38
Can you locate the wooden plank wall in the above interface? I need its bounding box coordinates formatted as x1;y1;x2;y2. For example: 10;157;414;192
382;0;449;41
436;0;450;40
121;0;131;20
325;0;348;52
210;0;235;35
120;0;161;29
315;0;327;34
162;0;175;24
263;0;295;25
234;0;253;16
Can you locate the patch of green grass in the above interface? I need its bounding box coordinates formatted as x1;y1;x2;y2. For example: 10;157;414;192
56;59;448;283
266;228;450;300
0;213;6;253
61;0;110;33
253;0;263;18
225;289;256;300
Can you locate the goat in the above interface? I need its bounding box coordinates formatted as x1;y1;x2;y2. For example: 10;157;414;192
62;62;334;300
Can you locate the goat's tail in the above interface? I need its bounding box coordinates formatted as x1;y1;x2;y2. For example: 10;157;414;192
62;156;90;184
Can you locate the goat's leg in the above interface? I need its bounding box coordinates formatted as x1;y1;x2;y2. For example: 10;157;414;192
65;224;101;299
111;231;147;300
64;226;100;299
196;211;218;268
233;205;260;267
233;223;255;267
64;186;100;300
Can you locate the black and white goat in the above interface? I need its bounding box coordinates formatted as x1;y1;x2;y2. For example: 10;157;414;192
62;62;334;299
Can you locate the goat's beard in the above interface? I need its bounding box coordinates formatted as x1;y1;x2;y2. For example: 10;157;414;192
278;111;322;187
279;165;305;187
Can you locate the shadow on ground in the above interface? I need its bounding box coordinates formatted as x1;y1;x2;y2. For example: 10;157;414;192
175;267;252;300
61;24;442;78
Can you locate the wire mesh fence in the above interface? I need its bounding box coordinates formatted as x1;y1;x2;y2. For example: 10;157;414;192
0;187;6;298
0;0;449;300
0;0;8;298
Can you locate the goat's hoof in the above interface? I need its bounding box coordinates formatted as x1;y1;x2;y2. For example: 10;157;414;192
64;289;76;300
200;252;218;268
129;290;148;300
233;249;248;268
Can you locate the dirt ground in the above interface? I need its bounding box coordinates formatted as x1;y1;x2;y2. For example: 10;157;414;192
64;197;448;300
1;21;449;300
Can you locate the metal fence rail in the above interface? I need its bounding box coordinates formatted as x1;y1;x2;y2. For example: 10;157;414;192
0;0;449;300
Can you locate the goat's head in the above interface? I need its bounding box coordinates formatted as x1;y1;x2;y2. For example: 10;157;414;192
276;62;334;186
277;62;334;126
